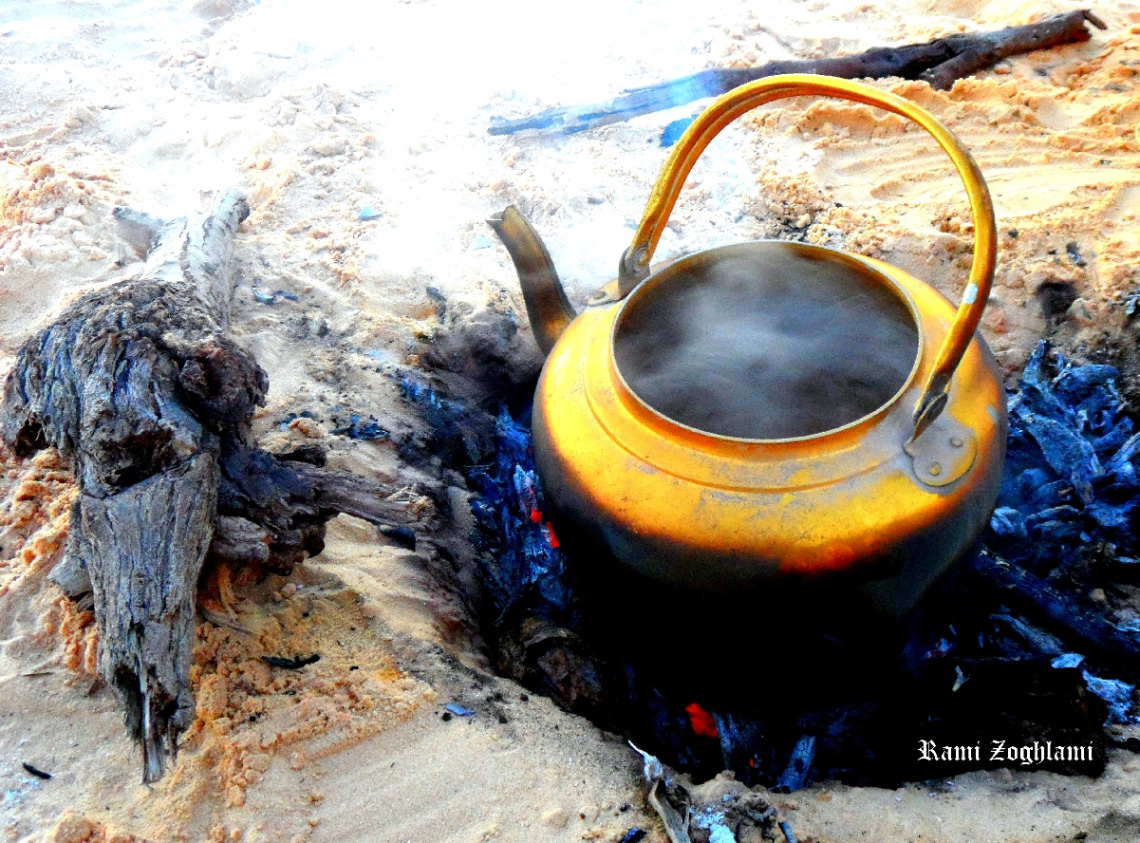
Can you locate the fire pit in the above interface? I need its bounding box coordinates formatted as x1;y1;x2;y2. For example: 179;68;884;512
398;339;1139;790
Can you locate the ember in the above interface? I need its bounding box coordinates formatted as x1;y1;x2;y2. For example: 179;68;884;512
686;704;720;740
398;342;1140;789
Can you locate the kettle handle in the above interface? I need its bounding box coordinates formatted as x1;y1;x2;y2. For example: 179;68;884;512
614;74;996;442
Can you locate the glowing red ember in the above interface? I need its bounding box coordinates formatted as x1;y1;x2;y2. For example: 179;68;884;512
685;702;719;738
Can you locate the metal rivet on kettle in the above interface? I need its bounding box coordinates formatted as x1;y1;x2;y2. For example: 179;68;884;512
929;463;943;476
950;436;964;448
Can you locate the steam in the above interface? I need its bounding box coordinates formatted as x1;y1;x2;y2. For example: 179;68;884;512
613;247;919;439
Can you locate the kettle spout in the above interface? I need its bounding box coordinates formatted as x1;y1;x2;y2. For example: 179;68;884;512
488;206;576;356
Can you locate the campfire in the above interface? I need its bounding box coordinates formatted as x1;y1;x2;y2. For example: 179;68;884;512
399;339;1139;792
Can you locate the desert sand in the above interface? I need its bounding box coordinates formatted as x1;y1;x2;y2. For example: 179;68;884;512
2;0;1140;841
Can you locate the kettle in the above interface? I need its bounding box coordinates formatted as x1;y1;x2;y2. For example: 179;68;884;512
490;75;1006;620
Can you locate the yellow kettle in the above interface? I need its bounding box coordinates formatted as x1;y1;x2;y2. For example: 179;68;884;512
490;75;1006;620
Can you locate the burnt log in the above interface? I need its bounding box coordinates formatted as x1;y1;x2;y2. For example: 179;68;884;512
1;192;410;782
971;550;1140;678
488;10;1107;136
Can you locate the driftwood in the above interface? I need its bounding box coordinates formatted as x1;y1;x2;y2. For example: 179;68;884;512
1;192;411;782
488;9;1106;136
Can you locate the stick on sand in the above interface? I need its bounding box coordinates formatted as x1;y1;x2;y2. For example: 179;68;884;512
488;10;1106;136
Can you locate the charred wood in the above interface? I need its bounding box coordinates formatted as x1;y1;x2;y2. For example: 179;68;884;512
971;550;1140;678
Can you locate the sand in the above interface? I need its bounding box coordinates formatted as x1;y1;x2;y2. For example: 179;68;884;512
2;0;1140;840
